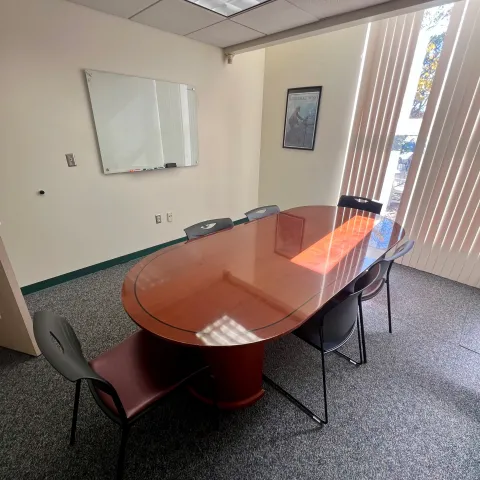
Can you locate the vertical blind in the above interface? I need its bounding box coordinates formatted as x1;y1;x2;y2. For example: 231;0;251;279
341;0;480;287
397;0;480;288
341;11;423;200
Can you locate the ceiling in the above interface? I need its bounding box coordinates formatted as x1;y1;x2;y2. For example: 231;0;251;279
66;0;398;48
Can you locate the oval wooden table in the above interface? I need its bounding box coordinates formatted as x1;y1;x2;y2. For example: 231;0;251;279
122;206;404;409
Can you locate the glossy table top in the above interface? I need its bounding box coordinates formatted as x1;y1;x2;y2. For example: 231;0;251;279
122;206;404;347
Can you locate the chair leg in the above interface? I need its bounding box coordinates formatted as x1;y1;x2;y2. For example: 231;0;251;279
319;323;328;425
262;374;324;426
358;300;367;364
357;314;364;364
262;322;329;425
117;426;129;480
386;278;392;334
333;318;364;366
209;373;220;430
333;350;361;365
70;380;81;446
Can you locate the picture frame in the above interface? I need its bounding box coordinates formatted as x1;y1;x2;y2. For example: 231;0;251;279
283;86;322;151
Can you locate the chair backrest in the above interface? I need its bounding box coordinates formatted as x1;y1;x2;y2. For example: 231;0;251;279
245;205;280;221
321;263;382;352
184;218;234;240
33;311;126;420
295;263;382;352
338;195;383;215
370;239;416;280
385;239;415;262
33;311;100;383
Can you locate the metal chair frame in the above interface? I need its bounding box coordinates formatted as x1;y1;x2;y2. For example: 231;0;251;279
361;240;415;333
33;311;215;479
263;264;382;426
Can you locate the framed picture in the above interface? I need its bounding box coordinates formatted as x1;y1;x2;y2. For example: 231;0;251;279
283;86;322;150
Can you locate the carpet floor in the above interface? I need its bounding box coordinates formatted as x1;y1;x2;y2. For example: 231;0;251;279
1;263;479;479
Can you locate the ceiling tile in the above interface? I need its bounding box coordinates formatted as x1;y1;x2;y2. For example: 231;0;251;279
131;0;224;35
67;0;158;18
187;20;264;47
287;0;391;20
232;0;316;34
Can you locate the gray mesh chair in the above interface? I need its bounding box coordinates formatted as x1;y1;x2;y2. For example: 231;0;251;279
33;311;209;479
361;240;415;333
184;218;233;240
338;195;383;215
263;263;382;425
245;205;280;221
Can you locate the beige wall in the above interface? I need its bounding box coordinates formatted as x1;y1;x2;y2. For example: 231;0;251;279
0;0;265;287
258;25;368;210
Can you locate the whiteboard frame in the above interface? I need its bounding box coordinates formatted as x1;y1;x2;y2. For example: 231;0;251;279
85;69;199;174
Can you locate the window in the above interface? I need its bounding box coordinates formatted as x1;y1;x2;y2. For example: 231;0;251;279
379;4;453;220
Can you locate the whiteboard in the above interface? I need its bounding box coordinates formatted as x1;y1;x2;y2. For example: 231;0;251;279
85;70;199;174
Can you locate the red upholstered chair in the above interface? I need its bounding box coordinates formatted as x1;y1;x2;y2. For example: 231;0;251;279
33;311;209;479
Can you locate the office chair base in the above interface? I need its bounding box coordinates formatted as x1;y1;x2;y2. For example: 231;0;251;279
263;374;325;426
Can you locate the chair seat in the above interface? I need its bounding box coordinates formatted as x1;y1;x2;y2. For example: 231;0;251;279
293;297;357;354
361;278;385;301
90;330;206;419
294;322;356;354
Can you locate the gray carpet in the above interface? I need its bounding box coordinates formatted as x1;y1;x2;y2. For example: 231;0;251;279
1;263;480;479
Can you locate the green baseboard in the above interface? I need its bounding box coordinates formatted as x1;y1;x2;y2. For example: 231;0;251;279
21;217;248;295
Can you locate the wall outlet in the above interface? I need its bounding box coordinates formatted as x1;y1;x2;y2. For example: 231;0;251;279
65;153;76;167
167;212;173;222
155;214;162;224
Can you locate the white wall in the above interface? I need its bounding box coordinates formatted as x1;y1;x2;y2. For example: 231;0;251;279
0;0;265;286
258;25;368;210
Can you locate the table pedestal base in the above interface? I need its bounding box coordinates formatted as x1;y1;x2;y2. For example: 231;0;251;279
189;343;265;410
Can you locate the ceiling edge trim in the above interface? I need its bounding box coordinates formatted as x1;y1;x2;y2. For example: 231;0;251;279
224;0;461;54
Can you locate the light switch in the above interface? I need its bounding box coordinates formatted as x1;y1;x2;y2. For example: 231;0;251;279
65;153;76;167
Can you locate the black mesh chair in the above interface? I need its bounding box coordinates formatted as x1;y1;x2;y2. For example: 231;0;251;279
33;311;210;479
245;205;280;221
263;263;382;425
184;218;234;240
338;195;383;215
361;240;415;333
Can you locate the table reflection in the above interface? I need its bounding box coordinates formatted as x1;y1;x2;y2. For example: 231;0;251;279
291;215;377;274
196;315;262;346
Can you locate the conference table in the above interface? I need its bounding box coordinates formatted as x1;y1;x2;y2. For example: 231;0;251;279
122;205;404;409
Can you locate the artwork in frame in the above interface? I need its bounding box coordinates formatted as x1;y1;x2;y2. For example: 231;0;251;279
283;86;322;150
